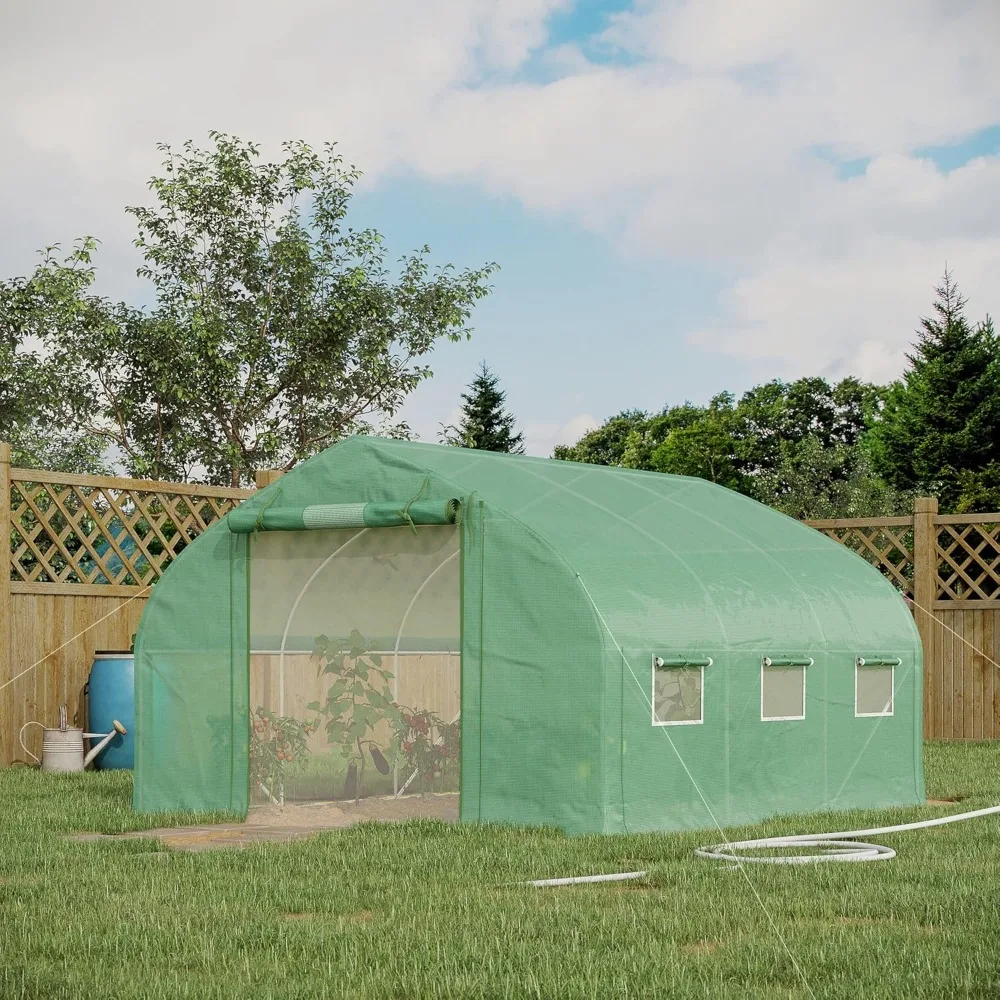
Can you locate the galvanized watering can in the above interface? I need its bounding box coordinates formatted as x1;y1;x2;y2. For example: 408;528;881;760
19;704;127;772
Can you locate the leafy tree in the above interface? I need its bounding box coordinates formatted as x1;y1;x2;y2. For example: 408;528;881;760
647;393;743;489
867;272;1000;511
734;376;882;483
0;242;111;473
553;409;650;465
439;361;524;453
619;406;700;470
554;377;905;518
752;436;913;520
22;133;497;485
953;464;1000;513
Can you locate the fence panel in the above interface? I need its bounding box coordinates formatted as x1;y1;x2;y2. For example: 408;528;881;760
1;454;252;765
808;502;1000;740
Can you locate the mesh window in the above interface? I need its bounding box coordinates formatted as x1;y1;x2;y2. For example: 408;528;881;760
761;665;805;721
856;665;894;717
653;666;703;725
248;525;460;805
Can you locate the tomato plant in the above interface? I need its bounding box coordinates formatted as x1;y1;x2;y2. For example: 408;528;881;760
249;707;314;803
392;706;460;792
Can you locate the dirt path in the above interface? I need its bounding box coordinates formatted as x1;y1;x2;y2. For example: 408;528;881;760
70;793;459;852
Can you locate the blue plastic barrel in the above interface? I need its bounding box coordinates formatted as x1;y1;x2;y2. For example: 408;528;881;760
86;651;134;769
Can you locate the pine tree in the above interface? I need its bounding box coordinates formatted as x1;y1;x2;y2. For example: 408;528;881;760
868;271;1000;511
439;362;524;453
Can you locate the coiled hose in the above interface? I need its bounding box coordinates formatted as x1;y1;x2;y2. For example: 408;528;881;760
695;803;1000;864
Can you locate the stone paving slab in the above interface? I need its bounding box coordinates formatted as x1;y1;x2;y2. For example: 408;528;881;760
67;793;459;852
70;824;326;851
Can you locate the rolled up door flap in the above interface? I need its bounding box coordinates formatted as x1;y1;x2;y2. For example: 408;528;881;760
227;498;461;533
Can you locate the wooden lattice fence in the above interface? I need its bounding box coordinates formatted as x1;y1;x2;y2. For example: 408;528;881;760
807;498;1000;739
0;443;254;765
933;515;1000;604
9;468;252;594
807;517;915;598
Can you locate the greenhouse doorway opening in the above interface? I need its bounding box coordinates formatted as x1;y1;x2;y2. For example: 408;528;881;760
248;524;461;812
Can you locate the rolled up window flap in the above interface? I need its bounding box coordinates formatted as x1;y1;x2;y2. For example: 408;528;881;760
228;498;461;533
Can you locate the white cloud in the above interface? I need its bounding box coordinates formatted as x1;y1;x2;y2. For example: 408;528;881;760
691;235;1000;383
685;153;1000;380
0;1;567;283
523;414;600;457
394;0;1000;379
1;0;999;421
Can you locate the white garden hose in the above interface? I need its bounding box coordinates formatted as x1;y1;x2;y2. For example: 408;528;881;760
522;803;1000;887
525;871;648;887
695;802;1000;864
523;804;1000;886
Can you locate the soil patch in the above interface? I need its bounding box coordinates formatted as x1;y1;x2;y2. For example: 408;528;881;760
679;940;721;956
68;792;458;852
248;791;459;828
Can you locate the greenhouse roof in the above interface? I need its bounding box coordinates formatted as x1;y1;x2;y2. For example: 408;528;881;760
230;436;914;654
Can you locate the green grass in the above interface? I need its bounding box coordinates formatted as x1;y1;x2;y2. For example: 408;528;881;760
3;743;1000;999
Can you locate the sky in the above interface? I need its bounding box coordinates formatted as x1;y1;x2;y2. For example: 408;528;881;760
1;1;998;457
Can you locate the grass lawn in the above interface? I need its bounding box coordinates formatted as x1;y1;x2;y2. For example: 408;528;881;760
3;742;1000;999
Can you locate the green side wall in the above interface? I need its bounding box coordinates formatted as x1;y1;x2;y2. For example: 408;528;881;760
134;529;249;815
460;502;608;833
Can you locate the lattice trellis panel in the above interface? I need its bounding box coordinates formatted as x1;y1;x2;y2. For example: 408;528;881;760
811;524;915;598
9;478;250;587
936;521;1000;602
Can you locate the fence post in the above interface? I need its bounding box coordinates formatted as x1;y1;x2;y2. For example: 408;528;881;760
912;496;938;737
255;468;285;490
0;444;11;755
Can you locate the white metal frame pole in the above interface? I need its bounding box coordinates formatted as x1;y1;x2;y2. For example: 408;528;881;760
391;546;460;796
273;529;370;806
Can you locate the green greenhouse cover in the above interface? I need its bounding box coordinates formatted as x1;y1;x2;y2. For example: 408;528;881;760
134;437;924;834
227;499;461;533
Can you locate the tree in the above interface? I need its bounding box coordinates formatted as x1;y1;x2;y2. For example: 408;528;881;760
751;436;913;520
731;376;887;510
29;132;497;485
733;376;882;484
648;393;743;489
552;377;904;518
553;410;649;465
867;271;1000;511
619;406;698;470
0;242;111;473
439;361;524;453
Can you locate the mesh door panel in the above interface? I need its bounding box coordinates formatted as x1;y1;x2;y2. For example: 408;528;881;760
248;525;460;805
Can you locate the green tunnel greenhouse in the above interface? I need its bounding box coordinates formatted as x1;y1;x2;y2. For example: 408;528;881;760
133;436;925;834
